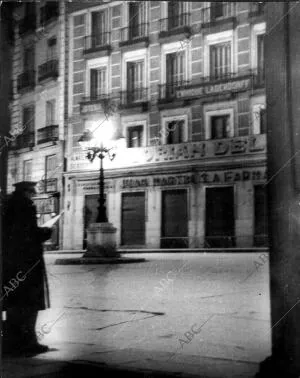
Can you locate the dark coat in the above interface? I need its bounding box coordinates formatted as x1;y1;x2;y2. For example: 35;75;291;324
2;191;52;311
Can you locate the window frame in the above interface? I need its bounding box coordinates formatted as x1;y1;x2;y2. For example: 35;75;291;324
161;115;188;145
23;159;33;181
205;108;234;140
86;56;109;97
127;125;144;148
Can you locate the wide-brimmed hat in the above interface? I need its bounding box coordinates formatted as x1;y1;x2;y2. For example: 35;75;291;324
13;181;37;193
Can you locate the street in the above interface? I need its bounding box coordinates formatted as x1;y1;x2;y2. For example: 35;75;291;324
27;253;271;377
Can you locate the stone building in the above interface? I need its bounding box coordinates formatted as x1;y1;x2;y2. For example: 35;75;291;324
63;1;267;250
6;1;67;250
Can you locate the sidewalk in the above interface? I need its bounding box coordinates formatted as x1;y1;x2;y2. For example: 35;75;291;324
2;341;259;377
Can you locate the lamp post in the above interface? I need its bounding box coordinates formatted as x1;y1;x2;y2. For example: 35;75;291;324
78;129;115;223
78;124;118;258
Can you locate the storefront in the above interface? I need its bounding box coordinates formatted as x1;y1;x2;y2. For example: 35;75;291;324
63;164;267;250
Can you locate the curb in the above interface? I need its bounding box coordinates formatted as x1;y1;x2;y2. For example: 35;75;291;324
54;257;147;265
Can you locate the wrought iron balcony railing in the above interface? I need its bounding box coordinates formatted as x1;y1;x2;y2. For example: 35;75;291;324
158;81;189;101
120;88;148;107
159;13;191;35
17;70;35;92
19;14;36;35
84;33;111;53
38;59;59;82
81;93;111;103
40;1;59;26
202;3;235;24
120;23;149;45
12;132;35;149
37;125;59;144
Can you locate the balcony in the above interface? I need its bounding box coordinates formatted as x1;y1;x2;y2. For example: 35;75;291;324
119;23;149;48
40;2;59;27
19;14;36;35
38;59;59;82
159;13;191;39
17;70;35;92
158;81;190;103
83;33;111;56
80;93;119;114
120;88;149;111
37;125;59;144
12;132;35;150
201;3;236;30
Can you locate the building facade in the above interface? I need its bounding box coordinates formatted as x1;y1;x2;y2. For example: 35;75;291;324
63;1;267;250
6;1;67;250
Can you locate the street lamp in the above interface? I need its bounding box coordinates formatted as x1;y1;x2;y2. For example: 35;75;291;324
78;121;118;258
78;124;116;223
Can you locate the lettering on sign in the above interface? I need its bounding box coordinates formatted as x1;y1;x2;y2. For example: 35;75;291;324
121;170;266;189
176;78;251;99
80;103;103;114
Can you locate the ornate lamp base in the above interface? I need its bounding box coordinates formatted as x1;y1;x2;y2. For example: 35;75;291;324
84;222;120;258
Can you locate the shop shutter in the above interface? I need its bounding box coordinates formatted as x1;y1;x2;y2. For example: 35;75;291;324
121;192;145;245
161;189;188;248
205;186;235;247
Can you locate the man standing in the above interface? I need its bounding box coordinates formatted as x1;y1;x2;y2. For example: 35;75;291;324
2;181;52;355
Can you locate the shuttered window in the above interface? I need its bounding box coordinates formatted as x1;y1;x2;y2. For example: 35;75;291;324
91;10;107;46
129;2;145;38
211;115;230;139
166;120;185;144
23;160;32;181
90;68;107;99
45;154;57;178
46;99;56;125
23;105;35;132
127;126;143;148
210;42;231;79
257;34;265;80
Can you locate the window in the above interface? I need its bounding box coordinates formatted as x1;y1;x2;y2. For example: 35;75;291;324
128;2;146;39
24;46;35;71
45;154;57;179
211;115;230;139
257;34;264;80
127;60;144;101
253;104;266;134
166;120;185;144
210;42;231;80
23;105;35;132
210;2;233;20
23;160;32;181
127;125;143;148
47;37;57;60
46;100;56;126
90;68;107;99
165;51;185;97
91;10;107;47
168;2;184;29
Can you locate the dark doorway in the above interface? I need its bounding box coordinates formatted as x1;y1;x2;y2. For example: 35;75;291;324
205;186;235;247
254;185;268;246
161;189;188;248
83;194;99;249
121;192;145;246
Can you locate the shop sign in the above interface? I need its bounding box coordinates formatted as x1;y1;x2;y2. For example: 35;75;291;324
121;169;266;189
34;197;56;214
176;78;251;99
80;102;103;114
